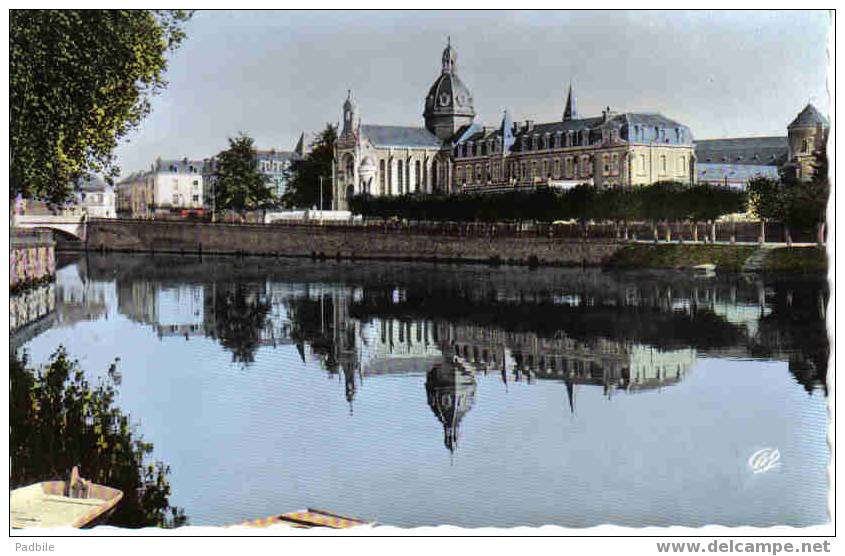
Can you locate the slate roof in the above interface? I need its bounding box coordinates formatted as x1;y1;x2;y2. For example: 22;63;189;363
695;136;788;166
256;149;295;162
788;103;829;129
156;158;204;174
517;117;605;137
697;162;780;184
76;175;111;191
361;125;442;148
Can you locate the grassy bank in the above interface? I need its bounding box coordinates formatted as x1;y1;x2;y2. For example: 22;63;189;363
762;247;828;274
605;244;756;272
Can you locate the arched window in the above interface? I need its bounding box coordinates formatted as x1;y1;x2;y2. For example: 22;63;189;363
802;139;809;153
415;160;421;192
660;155;667;173
554;158;561;178
612;153;619;174
422;162;428;191
678;155;686;174
379;160;386;194
397;162;404;193
476;164;482;181
456;166;464;185
603;155;610;175
639;154;647;175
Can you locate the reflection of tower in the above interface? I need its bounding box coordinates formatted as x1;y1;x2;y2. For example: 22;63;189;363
425;359;476;453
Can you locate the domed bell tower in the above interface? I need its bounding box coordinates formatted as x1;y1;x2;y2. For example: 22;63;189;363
342;89;359;136
423;38;476;142
786;103;829;181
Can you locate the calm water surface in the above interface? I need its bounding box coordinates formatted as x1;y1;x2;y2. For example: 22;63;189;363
13;253;829;528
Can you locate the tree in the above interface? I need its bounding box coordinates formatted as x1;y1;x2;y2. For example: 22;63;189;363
10;10;192;205
282;124;337;210
213;133;275;218
687;185;747;243
747;176;783;244
10;347;186;528
806;146;830;246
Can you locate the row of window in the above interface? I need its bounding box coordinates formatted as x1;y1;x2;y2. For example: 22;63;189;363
376;159;430;195
170;178;201;190
456;155;596;184
456;152;689;184
455;126;687;159
166;165;200;174
259;160;290;173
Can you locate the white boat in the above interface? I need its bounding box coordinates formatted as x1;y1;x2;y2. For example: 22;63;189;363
10;467;123;528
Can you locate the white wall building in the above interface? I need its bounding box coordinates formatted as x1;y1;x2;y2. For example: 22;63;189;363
117;158;204;217
75;176;116;218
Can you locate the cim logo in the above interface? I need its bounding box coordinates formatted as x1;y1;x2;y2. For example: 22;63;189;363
748;447;782;474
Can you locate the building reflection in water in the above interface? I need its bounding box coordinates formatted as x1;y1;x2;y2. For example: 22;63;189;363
30;254;829;452
426;358;476;454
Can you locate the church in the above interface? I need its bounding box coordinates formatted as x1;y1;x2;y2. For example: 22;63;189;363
333;39;823;210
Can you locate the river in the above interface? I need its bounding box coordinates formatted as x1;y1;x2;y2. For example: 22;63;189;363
11;252;829;528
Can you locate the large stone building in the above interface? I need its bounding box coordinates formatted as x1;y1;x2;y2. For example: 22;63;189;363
333;40;696;209
695;103;829;188
116;158;205;217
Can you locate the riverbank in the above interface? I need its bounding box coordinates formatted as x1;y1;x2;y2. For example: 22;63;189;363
606;244;827;273
83;219;621;266
76;219;827;273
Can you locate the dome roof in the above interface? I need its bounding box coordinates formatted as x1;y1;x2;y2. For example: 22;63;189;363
425;362;476;453
423;40;476;120
424;73;476;118
789;103;829;129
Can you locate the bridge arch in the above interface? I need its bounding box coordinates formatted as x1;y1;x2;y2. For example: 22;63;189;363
12;215;87;241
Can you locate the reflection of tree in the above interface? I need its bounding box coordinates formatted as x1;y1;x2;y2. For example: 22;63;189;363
350;285;749;352
208;283;271;364
10;347;186;528
753;278;829;394
285;295;341;372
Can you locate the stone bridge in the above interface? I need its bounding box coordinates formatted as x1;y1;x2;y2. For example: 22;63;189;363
11;214;87;241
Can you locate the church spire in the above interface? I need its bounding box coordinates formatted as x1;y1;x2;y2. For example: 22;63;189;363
563;83;577;121
442;36;457;74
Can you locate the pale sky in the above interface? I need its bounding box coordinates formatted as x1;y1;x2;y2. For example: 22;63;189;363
113;10;830;177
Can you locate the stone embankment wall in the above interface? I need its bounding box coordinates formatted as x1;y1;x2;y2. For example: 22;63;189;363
11;229;56;289
85;220;622;266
